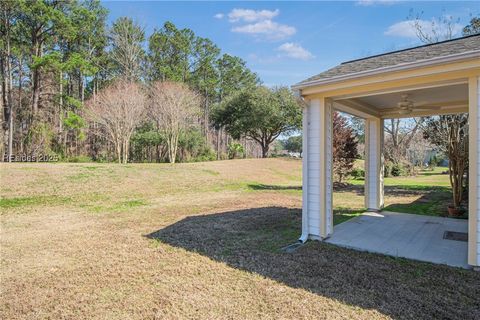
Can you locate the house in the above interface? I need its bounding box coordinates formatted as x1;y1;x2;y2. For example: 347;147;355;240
292;34;480;268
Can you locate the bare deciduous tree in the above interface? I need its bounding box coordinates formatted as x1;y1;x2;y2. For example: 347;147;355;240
423;115;469;209
86;80;145;163
408;10;460;44
110;17;145;81
406;130;433;168
149;81;200;163
384;118;423;164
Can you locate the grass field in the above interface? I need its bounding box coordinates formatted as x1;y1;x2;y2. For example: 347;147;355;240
1;159;479;319
349;165;455;217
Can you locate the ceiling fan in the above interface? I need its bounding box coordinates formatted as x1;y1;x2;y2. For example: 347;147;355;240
397;94;442;115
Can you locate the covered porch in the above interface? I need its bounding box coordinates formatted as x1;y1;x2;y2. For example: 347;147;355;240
326;211;469;268
292;35;480;268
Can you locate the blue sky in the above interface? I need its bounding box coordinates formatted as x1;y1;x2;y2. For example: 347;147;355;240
103;1;479;87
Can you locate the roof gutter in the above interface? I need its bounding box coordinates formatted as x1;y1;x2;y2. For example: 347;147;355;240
292;50;480;91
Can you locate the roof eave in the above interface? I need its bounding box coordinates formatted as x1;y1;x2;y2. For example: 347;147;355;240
292;50;480;92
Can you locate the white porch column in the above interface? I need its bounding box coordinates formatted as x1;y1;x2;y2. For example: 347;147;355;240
468;76;479;267
301;97;333;241
364;117;384;211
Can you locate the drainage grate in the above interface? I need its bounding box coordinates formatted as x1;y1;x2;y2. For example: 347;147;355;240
443;231;468;242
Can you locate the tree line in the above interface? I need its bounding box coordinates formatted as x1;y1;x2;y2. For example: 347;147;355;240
1;0;302;163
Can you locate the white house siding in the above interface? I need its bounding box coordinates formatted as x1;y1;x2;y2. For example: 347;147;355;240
306;99;321;238
302;98;333;240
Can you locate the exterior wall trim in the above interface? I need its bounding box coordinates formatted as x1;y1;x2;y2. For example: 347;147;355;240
293;51;480;90
300;103;309;243
301;64;480;98
468;76;479;266
324;99;334;237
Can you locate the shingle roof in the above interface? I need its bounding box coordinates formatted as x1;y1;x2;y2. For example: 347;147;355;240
297;34;480;86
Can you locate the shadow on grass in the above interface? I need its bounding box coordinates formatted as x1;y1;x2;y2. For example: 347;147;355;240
384;186;452;216
418;170;448;177
247;184;302;191
335;182;450;195
146;206;479;319
245;182;452;217
334;208;364;224
333;183;452;217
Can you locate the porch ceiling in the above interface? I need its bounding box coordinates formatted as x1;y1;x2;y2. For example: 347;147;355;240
334;81;468;119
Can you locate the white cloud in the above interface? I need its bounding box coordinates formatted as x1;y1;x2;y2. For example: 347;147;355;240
384;20;420;38
214;13;224;19
277;43;314;60
384;19;463;40
356;0;399;6
232;20;296;41
228;8;279;23
225;8;295;41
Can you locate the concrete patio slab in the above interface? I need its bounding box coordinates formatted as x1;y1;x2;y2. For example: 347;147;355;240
325;211;469;269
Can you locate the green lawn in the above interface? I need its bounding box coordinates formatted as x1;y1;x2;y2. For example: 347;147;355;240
347;166;454;217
